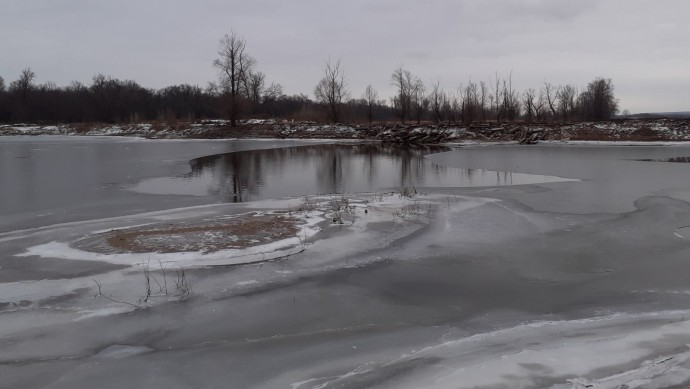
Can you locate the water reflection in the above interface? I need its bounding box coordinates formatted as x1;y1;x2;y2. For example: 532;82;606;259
185;144;449;202
131;143;575;202
637;156;690;163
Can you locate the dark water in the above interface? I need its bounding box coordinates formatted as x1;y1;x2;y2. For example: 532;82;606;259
130;143;573;202
638;156;690;163
1;139;572;234
0;137;312;232
6;137;690;233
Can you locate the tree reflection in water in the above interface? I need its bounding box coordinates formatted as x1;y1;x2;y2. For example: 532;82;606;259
637;156;690;163
185;144;452;203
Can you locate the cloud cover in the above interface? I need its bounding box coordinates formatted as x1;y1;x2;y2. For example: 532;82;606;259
0;0;688;113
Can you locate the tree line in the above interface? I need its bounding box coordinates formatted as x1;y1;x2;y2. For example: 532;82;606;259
0;68;333;124
0;31;618;126
386;67;618;124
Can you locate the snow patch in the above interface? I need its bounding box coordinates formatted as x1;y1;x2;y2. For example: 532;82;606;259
235;280;259;286
76;306;136;321
94;344;154;359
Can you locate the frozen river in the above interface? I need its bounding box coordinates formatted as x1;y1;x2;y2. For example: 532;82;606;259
3;137;690;388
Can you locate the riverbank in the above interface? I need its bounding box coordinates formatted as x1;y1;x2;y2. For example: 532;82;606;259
2;118;689;143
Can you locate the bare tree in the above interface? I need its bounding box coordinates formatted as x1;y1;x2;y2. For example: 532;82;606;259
441;92;453;125
314;58;348;123
451;89;463;124
479;81;488;121
461;81;481;124
10;67;36;94
500;72;520;121
491;72;502;122
523;88;545;122
244;71;265;104
205;81;220;96
544;82;559;120
429;81;444;123
363;85;378;124
411;77;427;124
9;68;36;121
534;89;546;121
557;84;577;120
0;75;5;92
214;31;254;127
262;82;283;102
523;88;537;122
391;66;415;123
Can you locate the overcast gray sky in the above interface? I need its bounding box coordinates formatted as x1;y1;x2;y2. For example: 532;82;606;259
1;0;688;113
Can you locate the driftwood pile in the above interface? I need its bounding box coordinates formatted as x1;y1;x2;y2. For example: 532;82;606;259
354;123;555;145
3;119;689;144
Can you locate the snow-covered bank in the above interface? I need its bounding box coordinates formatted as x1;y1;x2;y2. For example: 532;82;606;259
2;118;689;144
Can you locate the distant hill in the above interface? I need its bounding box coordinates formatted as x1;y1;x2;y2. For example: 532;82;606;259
620;111;690;119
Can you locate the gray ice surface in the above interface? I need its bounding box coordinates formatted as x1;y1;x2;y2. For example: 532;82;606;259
4;140;690;388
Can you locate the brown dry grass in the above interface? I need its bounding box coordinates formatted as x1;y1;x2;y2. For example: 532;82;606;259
103;214;299;254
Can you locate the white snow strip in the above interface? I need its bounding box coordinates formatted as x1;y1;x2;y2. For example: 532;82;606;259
90;223;156;235
235;280;259;286
402;311;690;388
16;211;325;267
75;306;136;321
569;350;690;388
290;310;690;389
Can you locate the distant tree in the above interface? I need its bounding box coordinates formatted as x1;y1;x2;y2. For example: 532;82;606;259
441;91;454;125
411;77;427;124
244;71;265;104
262;82;283;102
314;58;348;123
451;90;463;123
87;74;154;122
90;74;114;122
556;84;577;120
429;81;444;123
534;89;545;121
461;81;481;124
490;72;502;122
214;31;254;127
10;68;36;93
60;80;89;122
363;85;378;124
544;82;559;119
259;82;283;117
523;88;537;122
578;78;618;121
390;66;415;123
205;81;220;96
479;81;488;121
500;72;520;121
157;84;205;120
0;75;8;121
9;67;36;121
